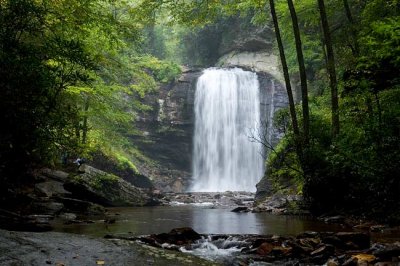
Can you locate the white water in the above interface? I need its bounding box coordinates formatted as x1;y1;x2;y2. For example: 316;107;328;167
180;236;245;262
191;68;264;192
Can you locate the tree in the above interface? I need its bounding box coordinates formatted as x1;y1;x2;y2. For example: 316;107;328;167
317;0;339;137
287;0;310;146
342;0;360;56
0;0;181;180
268;0;302;162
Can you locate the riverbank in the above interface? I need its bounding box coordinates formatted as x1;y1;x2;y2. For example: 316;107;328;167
0;229;218;266
107;227;400;266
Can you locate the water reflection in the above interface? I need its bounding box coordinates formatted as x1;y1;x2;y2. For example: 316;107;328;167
52;206;350;238
191;209;259;234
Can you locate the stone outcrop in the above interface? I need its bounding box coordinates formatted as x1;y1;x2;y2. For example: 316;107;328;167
64;164;157;207
88;152;153;189
217;51;282;82
217;23;274;55
133;69;202;192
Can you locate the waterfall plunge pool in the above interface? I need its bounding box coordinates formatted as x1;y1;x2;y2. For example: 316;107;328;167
51;204;400;264
51;205;350;238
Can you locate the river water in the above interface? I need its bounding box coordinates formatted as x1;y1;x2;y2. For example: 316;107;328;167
52;205;350;238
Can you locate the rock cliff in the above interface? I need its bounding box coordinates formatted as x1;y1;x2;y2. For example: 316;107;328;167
134;22;289;193
134;68;288;193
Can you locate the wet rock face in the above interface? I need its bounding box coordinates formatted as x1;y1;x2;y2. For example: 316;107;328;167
133;69;202;193
135;69;288;193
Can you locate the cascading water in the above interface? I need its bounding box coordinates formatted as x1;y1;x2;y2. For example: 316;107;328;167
191;68;264;192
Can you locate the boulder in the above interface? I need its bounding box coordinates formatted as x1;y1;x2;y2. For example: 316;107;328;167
57;197;105;215
231;206;250;213
35;180;71;198
64;165;155;207
257;242;274;255
30;201;64;215
38;168;69;182
151;227;202;246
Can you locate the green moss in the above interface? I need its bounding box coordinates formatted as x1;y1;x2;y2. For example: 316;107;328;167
73;171;119;190
114;153;139;174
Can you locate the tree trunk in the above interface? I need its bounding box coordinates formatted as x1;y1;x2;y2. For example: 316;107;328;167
343;0;359;55
268;0;302;160
318;0;340;138
81;96;89;144
287;0;310;146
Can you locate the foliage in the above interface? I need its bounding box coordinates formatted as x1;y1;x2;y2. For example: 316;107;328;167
0;0;180;184
254;0;400;221
135;0;269;67
266;135;303;195
135;55;181;83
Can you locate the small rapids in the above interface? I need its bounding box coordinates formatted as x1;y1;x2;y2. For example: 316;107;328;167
180;235;249;262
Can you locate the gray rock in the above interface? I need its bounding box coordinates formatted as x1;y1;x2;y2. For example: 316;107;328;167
57;197;105;215
58;212;77;221
65;165;154;207
0;229;217;266
35;180;71;198
39;168;69;182
30;202;64;215
231;206;250;213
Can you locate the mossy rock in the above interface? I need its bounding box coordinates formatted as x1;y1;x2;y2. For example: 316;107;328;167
64;165;151;207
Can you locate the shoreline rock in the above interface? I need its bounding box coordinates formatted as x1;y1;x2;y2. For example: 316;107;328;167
0;229;218;266
65;164;158;207
0;166;161;232
110;227;400;266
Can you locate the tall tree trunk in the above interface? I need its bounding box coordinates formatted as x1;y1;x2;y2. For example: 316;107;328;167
343;0;359;55
268;0;302;160
318;0;340;138
287;0;310;146
81;96;89;144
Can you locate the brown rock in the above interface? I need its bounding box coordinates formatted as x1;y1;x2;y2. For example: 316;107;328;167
299;238;320;248
271;246;292;257
310;244;335;257
343;256;358;266
257;242;274;255
350;253;377;266
326;258;340;266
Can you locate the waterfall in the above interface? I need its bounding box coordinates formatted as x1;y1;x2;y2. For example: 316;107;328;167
191;68;264;192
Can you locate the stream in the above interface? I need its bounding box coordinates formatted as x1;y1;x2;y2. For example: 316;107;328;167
52;205;349;238
50;201;400;264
